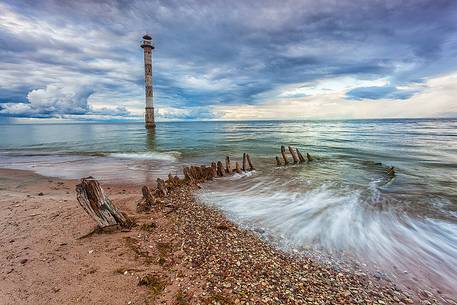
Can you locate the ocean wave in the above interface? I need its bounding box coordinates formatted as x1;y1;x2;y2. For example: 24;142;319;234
108;151;179;161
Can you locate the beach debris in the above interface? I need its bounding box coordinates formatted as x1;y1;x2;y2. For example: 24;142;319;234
385;166;396;177
280;145;289;165
288;145;299;163
75;176;132;228
137;185;156;212
38;192;44;196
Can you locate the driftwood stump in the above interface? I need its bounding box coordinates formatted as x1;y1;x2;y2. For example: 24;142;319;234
76;177;131;228
216;161;225;177
280;146;289;165
289;146;299;163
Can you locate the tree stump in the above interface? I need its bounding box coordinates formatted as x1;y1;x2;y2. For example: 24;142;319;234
280;146;289;165
288;145;299;163
76;177;131;228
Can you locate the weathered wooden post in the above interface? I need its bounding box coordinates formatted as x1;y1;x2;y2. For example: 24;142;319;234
216;161;225;177
210;162;217;178
275;156;281;166
225;156;232;174
242;153;247;171
246;154;255;171
280;146;289;165
307;153;314;162
296;148;306;163
288;145;299;163
235;161;242;174
156;178;167;196
76;177;131;228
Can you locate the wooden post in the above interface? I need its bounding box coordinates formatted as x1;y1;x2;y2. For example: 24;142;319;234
156;178;168;197
210;162;217;178
246;154;255;171
235;161;242;173
288;145;299;163
296;148;306;163
275;156;281;166
225;156;232;174
307;153;314;162
280;145;289;165
242;153;247;171
137;185;155;212
76;177;130;228
216;161;225;177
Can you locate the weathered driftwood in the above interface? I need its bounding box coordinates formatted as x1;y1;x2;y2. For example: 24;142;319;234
216;161;225;177
137;185;155;212
76;177;131;228
306;153;314;162
156;178;168;197
246;154;255;171
280;145;289;165
386;166;396;177
296;148;306;163
275;156;281;166
288;145;299;163
242;153;247;171
235;161;242;173
225;156;232;174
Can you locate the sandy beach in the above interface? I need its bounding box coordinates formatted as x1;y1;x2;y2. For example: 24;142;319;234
0;168;445;305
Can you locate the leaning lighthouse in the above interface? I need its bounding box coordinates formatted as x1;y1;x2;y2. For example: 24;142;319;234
141;34;155;129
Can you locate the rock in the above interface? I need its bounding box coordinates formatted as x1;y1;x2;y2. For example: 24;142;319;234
20;258;28;264
38;192;44;196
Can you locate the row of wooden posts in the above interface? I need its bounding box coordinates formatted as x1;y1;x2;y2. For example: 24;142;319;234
277;145;314;166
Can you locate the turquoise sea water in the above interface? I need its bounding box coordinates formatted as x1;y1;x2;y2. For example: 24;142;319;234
1;119;456;297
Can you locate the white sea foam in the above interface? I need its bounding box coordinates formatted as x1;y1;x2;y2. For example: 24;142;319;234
108;151;179;161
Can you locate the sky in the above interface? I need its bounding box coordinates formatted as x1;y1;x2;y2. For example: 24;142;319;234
1;0;457;122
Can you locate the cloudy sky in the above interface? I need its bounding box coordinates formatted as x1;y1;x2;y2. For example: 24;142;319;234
1;0;457;122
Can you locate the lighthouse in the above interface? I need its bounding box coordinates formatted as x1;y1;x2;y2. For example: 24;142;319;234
141;34;155;129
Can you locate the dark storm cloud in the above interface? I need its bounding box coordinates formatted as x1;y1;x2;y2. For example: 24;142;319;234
1;0;457;119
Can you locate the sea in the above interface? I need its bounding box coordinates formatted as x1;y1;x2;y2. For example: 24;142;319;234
1;119;456;298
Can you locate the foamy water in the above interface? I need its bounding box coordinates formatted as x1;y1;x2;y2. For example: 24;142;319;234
0;120;456;299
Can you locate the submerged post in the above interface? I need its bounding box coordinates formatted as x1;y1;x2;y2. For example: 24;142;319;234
141;34;156;129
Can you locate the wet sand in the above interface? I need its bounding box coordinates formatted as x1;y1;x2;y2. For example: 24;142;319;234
0;168;444;304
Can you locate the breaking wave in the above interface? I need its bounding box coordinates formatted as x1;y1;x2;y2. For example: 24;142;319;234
108;151;179;161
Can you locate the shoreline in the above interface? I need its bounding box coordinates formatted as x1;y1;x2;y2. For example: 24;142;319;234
0;168;444;304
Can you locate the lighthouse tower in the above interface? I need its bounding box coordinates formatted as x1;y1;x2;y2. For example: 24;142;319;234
141;34;155;129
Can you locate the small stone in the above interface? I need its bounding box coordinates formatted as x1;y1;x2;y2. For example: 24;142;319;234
20;258;28;264
38;192;44;196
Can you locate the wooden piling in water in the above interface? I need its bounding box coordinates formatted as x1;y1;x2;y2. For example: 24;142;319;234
246;154;255;171
242;153;247;171
225;156;232;174
288;145;299;163
296;148;306;163
235;161;242;173
307;153;314;162
216;161;224;176
275;156;281;166
280;145;289;165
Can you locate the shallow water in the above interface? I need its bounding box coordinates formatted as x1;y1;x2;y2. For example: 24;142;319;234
1;119;456;297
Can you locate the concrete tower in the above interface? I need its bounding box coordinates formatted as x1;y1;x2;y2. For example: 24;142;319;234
141;34;155;129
